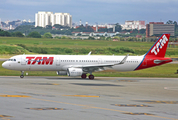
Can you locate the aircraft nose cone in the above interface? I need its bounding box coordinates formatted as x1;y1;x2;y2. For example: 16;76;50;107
2;62;8;69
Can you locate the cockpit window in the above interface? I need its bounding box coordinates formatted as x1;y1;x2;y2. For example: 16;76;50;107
7;59;16;61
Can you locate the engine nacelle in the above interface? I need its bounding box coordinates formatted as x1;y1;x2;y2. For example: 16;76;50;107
56;71;67;75
67;68;83;77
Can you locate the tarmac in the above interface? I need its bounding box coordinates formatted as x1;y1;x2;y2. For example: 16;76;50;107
0;76;178;120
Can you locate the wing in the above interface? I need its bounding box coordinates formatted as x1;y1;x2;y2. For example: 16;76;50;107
71;54;129;73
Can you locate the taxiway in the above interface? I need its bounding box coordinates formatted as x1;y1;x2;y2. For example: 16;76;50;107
0;76;178;120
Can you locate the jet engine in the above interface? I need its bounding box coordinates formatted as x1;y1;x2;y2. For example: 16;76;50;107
56;71;67;75
67;68;83;77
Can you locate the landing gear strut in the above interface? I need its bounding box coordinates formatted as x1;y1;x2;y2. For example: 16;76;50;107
81;74;87;79
89;74;94;80
20;71;24;78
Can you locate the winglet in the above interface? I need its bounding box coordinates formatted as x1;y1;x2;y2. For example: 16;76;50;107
116;54;129;65
88;51;92;55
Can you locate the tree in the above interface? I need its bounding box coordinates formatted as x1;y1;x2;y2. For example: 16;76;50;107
106;37;112;41
0;29;11;37
46;25;52;29
99;36;105;40
61;36;67;39
113;36;120;40
139;29;146;34
43;32;53;38
98;28;108;32
88;36;95;40
53;24;63;29
12;31;24;37
54;36;61;39
73;25;94;32
64;30;72;35
173;21;178;27
166;20;174;24
27;31;41;38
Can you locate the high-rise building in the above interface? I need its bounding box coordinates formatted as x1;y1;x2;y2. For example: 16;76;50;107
35;12;53;27
146;22;175;37
35;11;72;28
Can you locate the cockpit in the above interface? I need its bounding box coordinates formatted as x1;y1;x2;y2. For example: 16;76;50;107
7;59;16;61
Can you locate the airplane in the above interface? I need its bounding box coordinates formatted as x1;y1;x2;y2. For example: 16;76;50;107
2;34;172;79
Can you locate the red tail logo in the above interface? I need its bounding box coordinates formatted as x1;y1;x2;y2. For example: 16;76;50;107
26;57;54;65
146;34;170;57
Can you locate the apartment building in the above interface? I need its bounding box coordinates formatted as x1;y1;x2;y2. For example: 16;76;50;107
35;11;72;28
121;21;146;30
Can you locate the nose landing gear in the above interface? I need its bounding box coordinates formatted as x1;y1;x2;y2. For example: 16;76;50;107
20;71;24;78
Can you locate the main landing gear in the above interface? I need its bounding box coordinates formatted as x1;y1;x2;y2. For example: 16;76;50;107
20;71;24;78
81;74;87;79
81;74;94;80
89;74;94;80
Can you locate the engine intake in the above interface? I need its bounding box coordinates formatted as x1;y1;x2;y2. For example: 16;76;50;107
67;68;83;77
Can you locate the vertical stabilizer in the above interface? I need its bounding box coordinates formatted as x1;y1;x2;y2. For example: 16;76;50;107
146;34;170;57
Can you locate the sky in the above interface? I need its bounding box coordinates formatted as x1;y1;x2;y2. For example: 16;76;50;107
0;0;178;25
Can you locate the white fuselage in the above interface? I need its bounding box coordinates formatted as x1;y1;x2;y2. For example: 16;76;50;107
2;55;144;72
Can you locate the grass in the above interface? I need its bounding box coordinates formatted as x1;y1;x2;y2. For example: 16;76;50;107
0;37;152;49
0;61;177;78
0;37;178;57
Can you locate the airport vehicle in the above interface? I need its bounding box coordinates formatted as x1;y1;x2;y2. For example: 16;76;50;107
2;34;172;79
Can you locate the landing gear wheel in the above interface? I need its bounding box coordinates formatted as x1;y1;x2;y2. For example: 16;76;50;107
20;75;24;78
89;75;94;80
20;71;24;78
81;74;87;79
